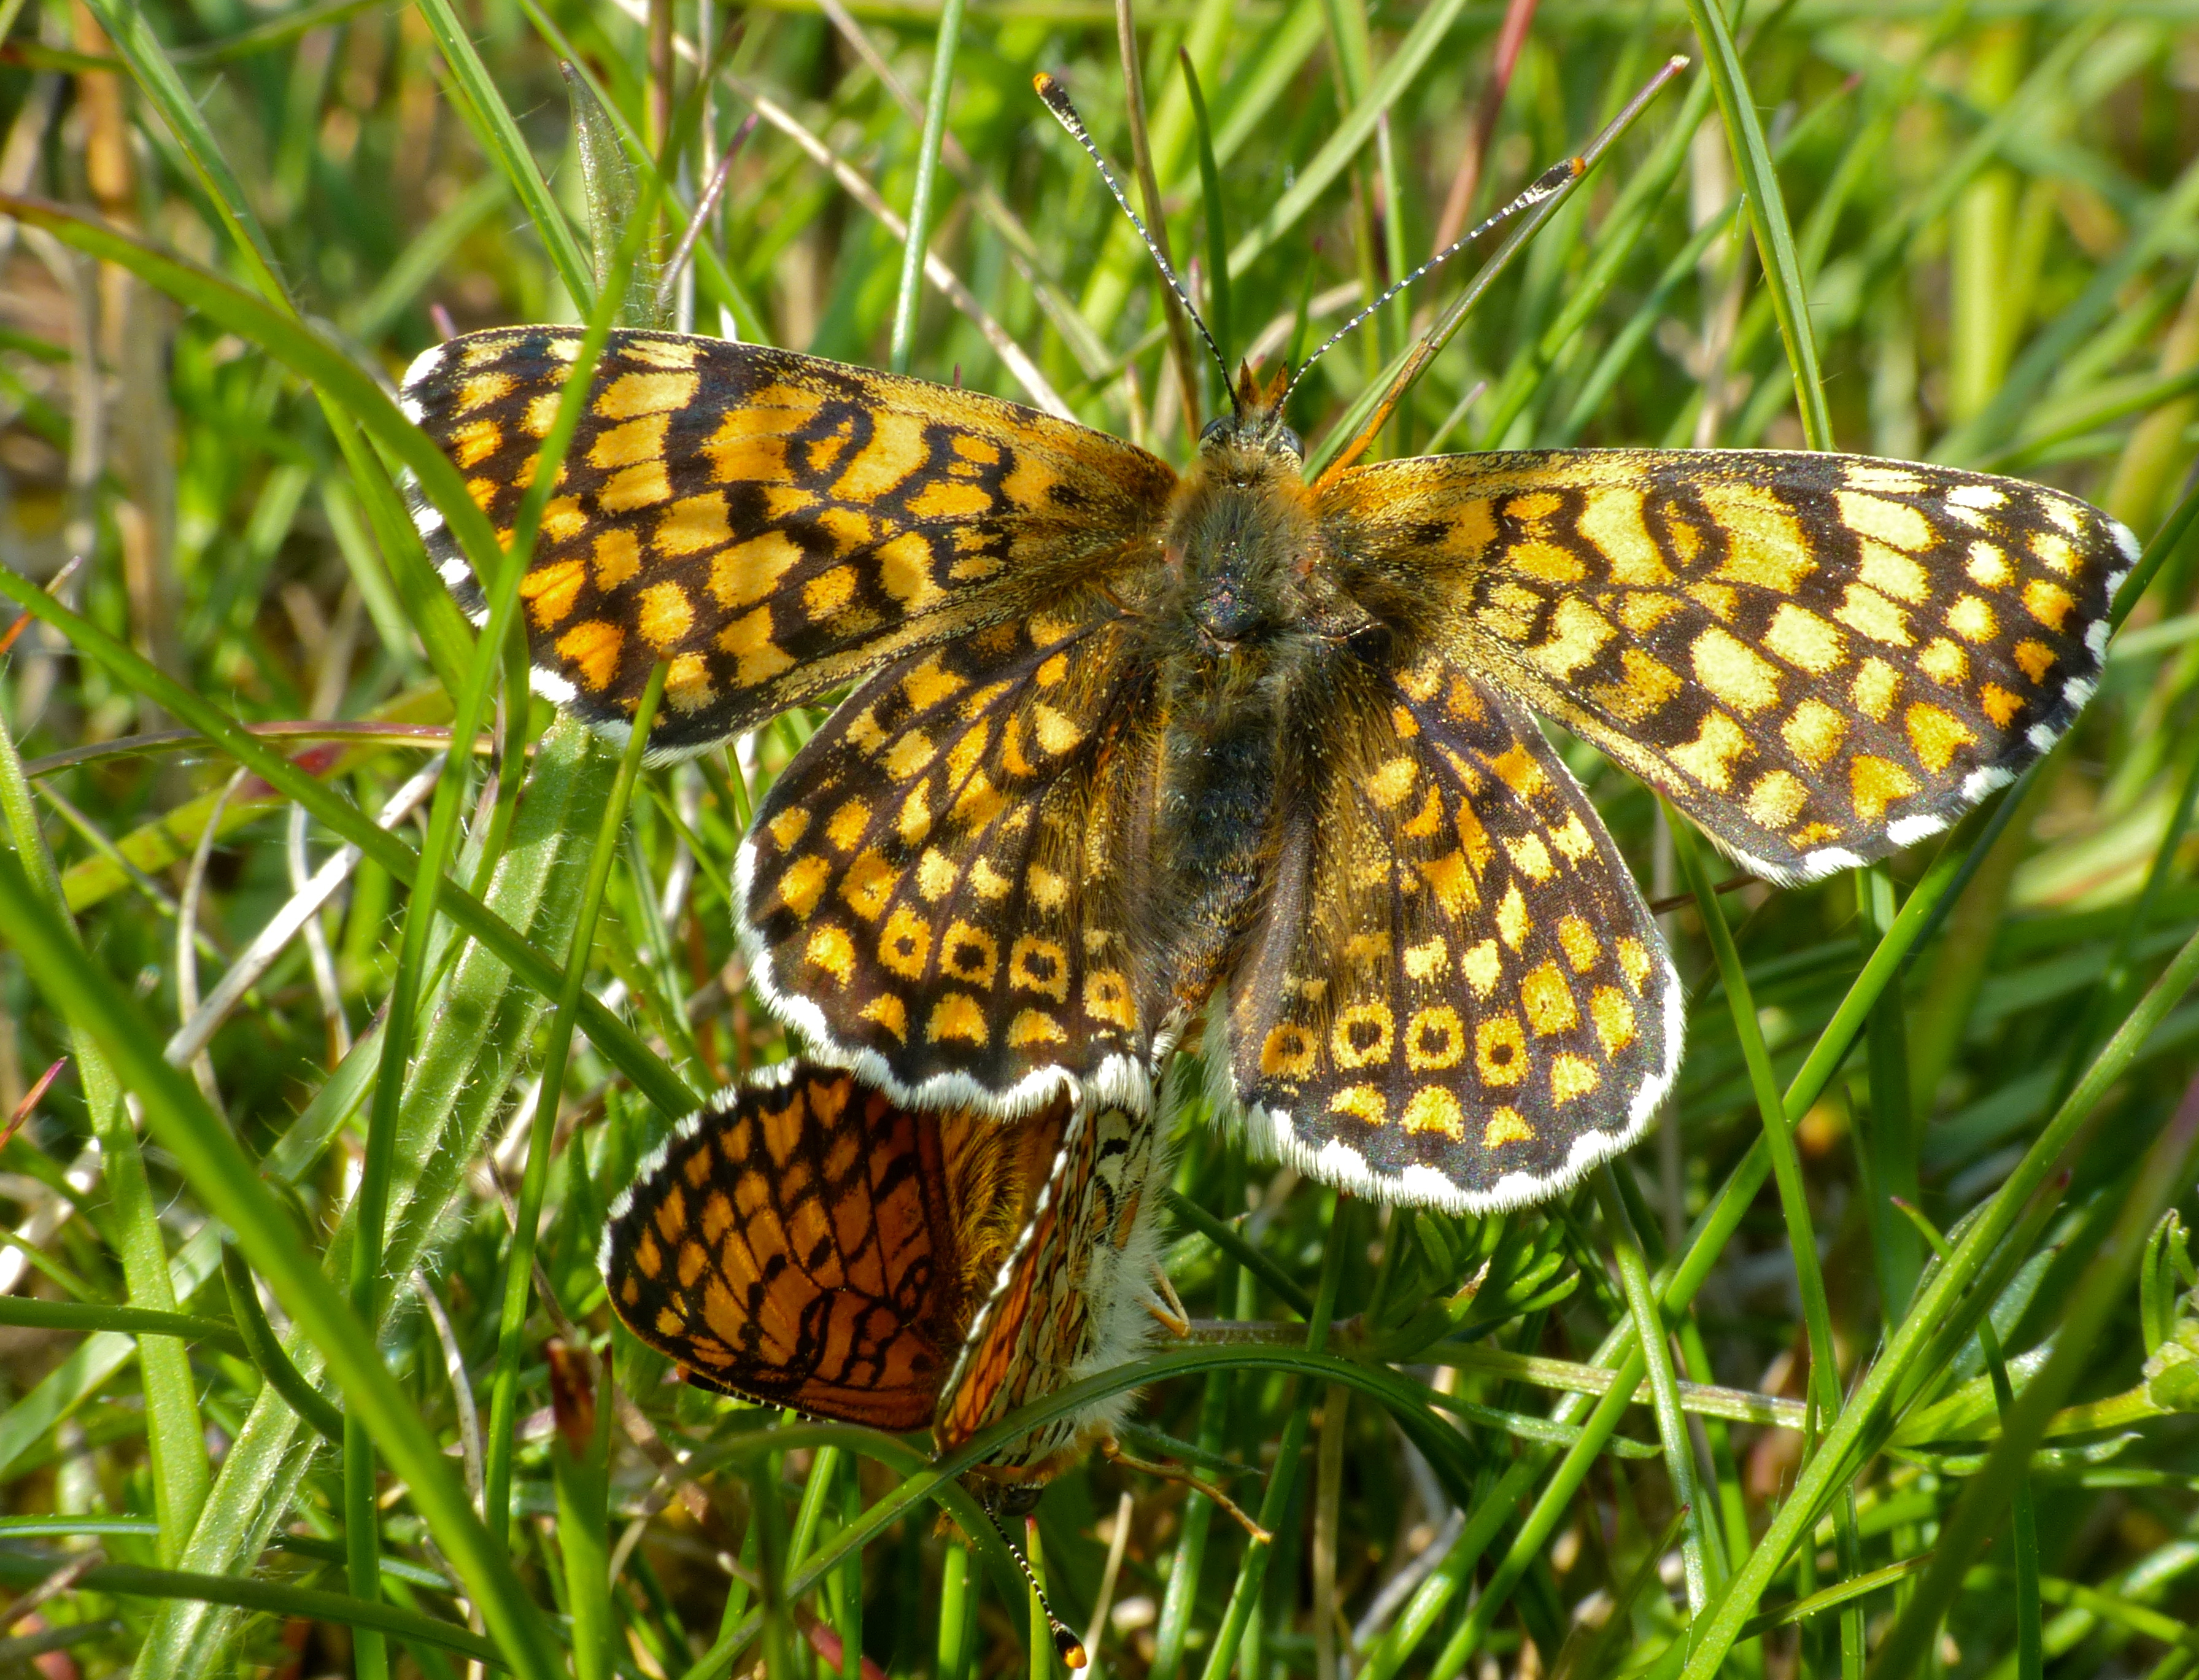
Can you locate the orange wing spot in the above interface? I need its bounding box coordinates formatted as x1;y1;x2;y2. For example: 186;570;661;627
878;906;932;978
1550;1052;1601;1105
915;848;959;902
1556;915;1599;974
714;605;795;686
541;495;587;543
1850;754;1922;826
1399;784;1445;839
590;412;670;470
637;581;694;649
600;460;671;514
881;730;938;783
1495;882;1530;951
908;479;994;519
1833;583;1913;648
1009;937;1069;1002
657;493;732;559
768;807;810;850
665;652;716;714
941;921;1001;987
1475;1014;1528;1086
1331;1004;1394;1070
951;771;1010;831
1328;1085;1387;1127
805;923;857;985
1784;699;1848;769
926;993;989;1045
839;850;899;921
1460;938;1503;998
1261;1023;1317;1079
1946;594;1998;643
1416;851;1478;915
860;993;909;1043
1403;937;1450;982
2012;639;2056;684
1856;539;1931;604
1402;1086;1466;1139
1007;1008;1066;1047
1691;626;1784;713
705;428;789;485
1483;1109;1533;1147
1967;541;2012;587
835;413;929;501
1487;743;1550;800
2023;579;2075;631
520;559;587;629
709;531;802;611
1668;708;1750;794
555;620;624;692
1589;986;1637;1055
1905;704;1976;775
596;368;698;419
451;417;502;468
1026;865;1069;912
465;475;498;513
594;528;641;591
1979;683;2024;727
824;797;871;852
967;856;1012;901
1763;604;1847;675
1082;970;1135;1030
1504;833;1555;883
1615;936;1654;989
1917;637;1968;686
774;857;832;919
903;654;968;711
1405;1005;1466;1070
1520;962;1579;1035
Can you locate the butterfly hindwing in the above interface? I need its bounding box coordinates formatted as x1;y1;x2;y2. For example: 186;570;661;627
401;328;1176;756
737;594;1160;1115
600;1065;979;1429
1226;648;1681;1211
938;1096;1168;1477
1323;449;2132;883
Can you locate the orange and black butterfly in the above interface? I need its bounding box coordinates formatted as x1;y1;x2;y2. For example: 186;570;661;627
405;86;2133;1213
600;1060;1170;1488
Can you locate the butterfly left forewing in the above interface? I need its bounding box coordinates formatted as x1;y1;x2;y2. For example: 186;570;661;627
403;328;1175;755
1321;450;2132;883
1225;649;1680;1210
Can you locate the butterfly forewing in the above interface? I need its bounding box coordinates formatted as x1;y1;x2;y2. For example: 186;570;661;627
401;328;1175;756
1229;650;1680;1210
1323;450;2134;883
737;600;1160;1116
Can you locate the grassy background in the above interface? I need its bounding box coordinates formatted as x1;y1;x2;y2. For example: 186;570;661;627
4;0;2199;1676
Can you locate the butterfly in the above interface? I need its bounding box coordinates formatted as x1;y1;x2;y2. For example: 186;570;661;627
599;1059;1171;1490
404;96;2135;1215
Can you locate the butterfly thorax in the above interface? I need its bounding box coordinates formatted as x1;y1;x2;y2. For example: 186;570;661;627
1134;409;1341;1016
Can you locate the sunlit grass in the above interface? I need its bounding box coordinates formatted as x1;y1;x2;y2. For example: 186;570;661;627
2;2;2199;1678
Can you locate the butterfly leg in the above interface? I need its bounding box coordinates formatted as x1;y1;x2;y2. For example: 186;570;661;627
1148;1268;1191;1338
1099;1438;1271;1542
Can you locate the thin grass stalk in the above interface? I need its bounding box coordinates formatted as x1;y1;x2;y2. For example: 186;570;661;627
361;165;663;1619
409;0;594;309
0;855;564;1680
1196;1194;1355;1680
483;664;667;1541
1594;1169;1714;1612
1678;923;2199;1679
1857;868;1923;1320
1872;1072;2199;1678
889;0;965;374
1179;51;1231;371
1681;0;1833;449
1895;1204;2041;1680
1027;1517;1051;1679
0;684;207;1562
937;1541;973;1680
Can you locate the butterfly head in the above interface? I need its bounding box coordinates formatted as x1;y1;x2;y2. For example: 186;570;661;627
1197;362;1302;464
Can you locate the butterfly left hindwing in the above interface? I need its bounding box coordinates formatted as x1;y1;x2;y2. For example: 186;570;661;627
1227;646;1681;1210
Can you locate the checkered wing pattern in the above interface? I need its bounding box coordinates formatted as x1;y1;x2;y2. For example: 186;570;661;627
1227;649;1681;1211
938;1096;1167;1479
1323;451;2133;884
600;1065;995;1429
401;328;1175;756
737;597;1160;1116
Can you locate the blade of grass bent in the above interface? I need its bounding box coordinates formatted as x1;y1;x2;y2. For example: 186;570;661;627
1677;924;2199;1679
0;563;695;1120
1682;0;1833;449
890;0;965;373
0;854;565;1680
484;664;667;1539
0;672;209;1563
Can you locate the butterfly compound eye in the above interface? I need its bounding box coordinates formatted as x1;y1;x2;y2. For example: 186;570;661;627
1199;415;1230;448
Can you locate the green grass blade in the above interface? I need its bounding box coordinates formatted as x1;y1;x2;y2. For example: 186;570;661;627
890;0;965;373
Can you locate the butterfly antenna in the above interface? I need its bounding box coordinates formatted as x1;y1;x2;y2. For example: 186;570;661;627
1277;158;1579;409
980;1500;1089;1669
1034;72;1235;414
